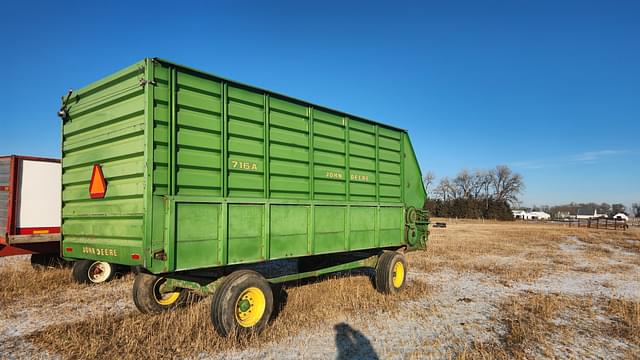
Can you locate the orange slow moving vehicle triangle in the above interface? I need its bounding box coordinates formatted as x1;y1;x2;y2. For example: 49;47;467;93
89;164;106;199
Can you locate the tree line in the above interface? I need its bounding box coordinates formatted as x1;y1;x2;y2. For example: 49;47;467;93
423;165;524;220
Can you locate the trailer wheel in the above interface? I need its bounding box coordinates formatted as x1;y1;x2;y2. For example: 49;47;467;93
375;251;407;294
211;270;274;337
72;260;115;284
132;273;188;313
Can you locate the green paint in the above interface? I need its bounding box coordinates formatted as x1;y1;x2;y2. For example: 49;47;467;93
164;276;225;296
60;58;429;275
175;203;220;270
163;254;379;296
238;299;250;312
270;205;309;259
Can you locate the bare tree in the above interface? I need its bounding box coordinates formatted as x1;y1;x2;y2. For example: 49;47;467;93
453;170;473;199
489;165;524;205
423;171;435;194
433;176;454;201
431;165;525;206
611;203;626;214
471;170;492;199
633;203;640;218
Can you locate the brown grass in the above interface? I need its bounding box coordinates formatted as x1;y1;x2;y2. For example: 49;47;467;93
0;263;75;308
411;222;573;283
426;221;640;360
413;219;640;281
497;293;587;358
27;274;432;360
456;292;638;359
606;297;640;345
3;220;639;359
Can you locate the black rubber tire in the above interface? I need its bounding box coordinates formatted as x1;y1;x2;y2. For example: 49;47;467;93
210;270;274;337
71;260;116;284
132;272;188;314
374;251;407;294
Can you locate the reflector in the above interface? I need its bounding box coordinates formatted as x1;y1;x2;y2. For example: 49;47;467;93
89;164;106;198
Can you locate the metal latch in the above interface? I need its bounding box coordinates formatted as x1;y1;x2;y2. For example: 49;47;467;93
139;78;157;87
153;250;167;261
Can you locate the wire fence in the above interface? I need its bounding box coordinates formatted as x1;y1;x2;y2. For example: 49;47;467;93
428;217;638;231
564;218;629;230
627;218;640;227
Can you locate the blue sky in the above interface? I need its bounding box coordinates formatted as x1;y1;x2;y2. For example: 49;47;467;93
1;1;638;208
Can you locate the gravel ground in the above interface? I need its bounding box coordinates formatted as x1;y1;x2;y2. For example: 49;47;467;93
204;269;509;360
1;229;638;359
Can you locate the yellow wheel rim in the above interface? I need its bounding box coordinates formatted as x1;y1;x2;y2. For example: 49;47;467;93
154;278;181;306
392;261;405;288
235;287;266;328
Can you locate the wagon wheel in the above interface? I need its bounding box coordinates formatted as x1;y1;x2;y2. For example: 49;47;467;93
210;270;274;337
132;273;188;313
72;260;116;284
374;251;407;294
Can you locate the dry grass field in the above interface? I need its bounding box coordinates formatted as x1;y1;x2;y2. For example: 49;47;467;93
0;220;638;359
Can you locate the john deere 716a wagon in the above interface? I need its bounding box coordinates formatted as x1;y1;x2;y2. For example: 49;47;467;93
59;58;428;336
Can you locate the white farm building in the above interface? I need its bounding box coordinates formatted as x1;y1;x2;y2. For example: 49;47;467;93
526;211;551;220
575;210;608;219
512;210;551;220
613;213;629;221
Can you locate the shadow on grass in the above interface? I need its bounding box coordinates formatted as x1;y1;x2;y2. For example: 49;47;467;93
335;322;379;360
270;268;376;323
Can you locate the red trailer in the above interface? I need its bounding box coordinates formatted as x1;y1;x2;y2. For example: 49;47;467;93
1;155;126;282
0;155;62;265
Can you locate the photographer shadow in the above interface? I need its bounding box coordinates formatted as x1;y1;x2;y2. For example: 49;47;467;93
334;322;379;360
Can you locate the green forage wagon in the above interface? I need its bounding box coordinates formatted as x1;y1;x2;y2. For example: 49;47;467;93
59;58;429;336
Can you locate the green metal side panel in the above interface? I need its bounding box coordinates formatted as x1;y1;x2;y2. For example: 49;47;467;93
378;128;402;202
402;133;428;210
62;58;426;273
61;62;147;265
312;110;347;201
174;203;221;270
150;59;416;271
269;98;310;199
227;86;266;198
270;205;309;259
349;121;377;202
176;71;223;196
314;206;347;253
348;207;376;250
227;204;264;264
379;207;404;246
